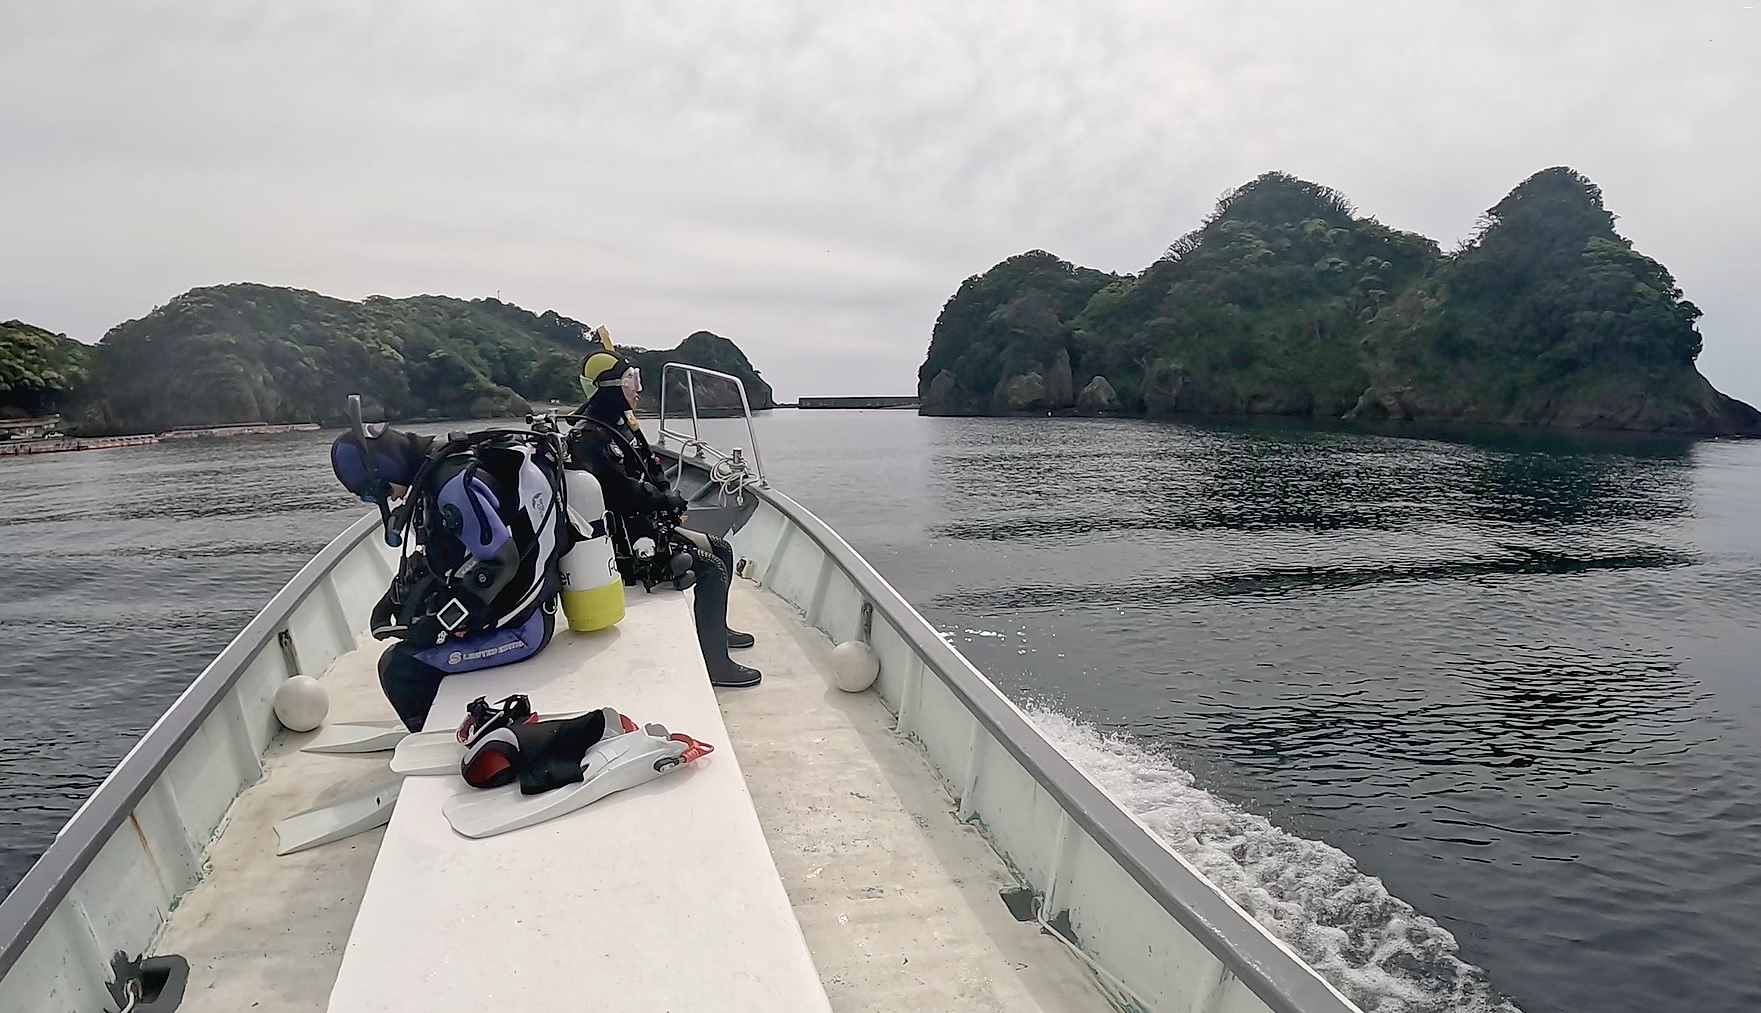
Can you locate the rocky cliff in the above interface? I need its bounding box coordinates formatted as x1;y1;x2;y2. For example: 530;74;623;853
626;330;776;414
918;169;1760;435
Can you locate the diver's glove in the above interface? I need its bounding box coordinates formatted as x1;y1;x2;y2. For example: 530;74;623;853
664;491;688;513
407;614;446;647
370;589;398;639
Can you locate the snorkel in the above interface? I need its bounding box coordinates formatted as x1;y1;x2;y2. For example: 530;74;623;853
347;394;403;548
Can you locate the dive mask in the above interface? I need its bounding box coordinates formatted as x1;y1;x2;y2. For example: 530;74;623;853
598;367;641;394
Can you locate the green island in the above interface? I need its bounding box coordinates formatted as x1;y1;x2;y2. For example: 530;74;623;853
2;284;773;435
918;167;1761;435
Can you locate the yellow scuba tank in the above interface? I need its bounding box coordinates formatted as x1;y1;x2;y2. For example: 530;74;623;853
559;468;625;632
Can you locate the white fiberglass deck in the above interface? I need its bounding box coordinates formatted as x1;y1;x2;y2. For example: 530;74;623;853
154;582;1108;1012
326;587;829;1012
720;587;1109;1013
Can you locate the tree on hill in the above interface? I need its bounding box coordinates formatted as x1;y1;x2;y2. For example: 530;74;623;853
0;320;90;418
1433;167;1703;372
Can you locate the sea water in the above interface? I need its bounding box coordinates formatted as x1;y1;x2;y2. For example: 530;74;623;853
2;411;1758;1013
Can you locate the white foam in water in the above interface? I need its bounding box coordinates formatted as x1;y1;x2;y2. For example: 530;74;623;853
1024;707;1522;1013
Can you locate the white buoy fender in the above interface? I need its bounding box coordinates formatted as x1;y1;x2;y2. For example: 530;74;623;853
274;675;330;732
560;468;625;632
830;641;880;693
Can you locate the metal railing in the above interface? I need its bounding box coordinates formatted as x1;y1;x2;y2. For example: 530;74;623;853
654;362;765;492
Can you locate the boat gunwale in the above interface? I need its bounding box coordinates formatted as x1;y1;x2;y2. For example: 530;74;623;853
744;481;1360;1013
0;511;385;983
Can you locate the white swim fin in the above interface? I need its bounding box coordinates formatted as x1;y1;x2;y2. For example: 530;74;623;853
389;729;465;775
301;720;409;754
442;725;712;839
392;708;629;776
274;782;402;855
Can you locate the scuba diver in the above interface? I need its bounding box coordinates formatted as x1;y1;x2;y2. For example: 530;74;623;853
330;403;569;730
567;349;762;689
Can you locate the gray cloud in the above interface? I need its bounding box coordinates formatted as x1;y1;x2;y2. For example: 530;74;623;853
3;1;1758;401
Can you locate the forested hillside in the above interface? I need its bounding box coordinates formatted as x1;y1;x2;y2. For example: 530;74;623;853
69;285;774;434
1;320;90;417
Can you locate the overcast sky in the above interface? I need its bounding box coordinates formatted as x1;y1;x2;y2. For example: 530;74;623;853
4;2;1758;402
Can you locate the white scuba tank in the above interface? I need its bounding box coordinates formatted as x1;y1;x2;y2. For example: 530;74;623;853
559;469;625;632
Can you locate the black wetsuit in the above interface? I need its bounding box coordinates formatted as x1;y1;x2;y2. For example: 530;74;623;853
567;397;749;684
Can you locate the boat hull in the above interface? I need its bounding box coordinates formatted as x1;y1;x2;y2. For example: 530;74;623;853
0;459;1359;1013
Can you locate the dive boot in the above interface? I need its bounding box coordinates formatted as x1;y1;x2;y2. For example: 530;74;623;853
709;662;762;688
727;628;756;650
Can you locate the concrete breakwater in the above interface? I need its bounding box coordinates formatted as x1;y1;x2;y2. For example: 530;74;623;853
788;396;919;409
0;422;321;457
158;423;321;439
0;434;161;456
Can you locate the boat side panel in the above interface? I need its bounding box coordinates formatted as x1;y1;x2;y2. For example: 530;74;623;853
865;615;914;716
962;725;1068;890
275;609;342;734
233;650;285;763
728;493;1358;1013
759;520;826;622
0;902;113;1013
815;568;866;646
64;821;180;974
907;670;983;807
0;515;394;1011
0;709;269;1013
1061;826;1251;1011
734;498;789;578
164;677;267;843
331;539;395;627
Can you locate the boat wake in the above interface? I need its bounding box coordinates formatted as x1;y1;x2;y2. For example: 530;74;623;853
1025;707;1523;1013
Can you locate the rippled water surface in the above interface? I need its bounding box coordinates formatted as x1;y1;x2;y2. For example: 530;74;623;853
4;412;1759;1013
